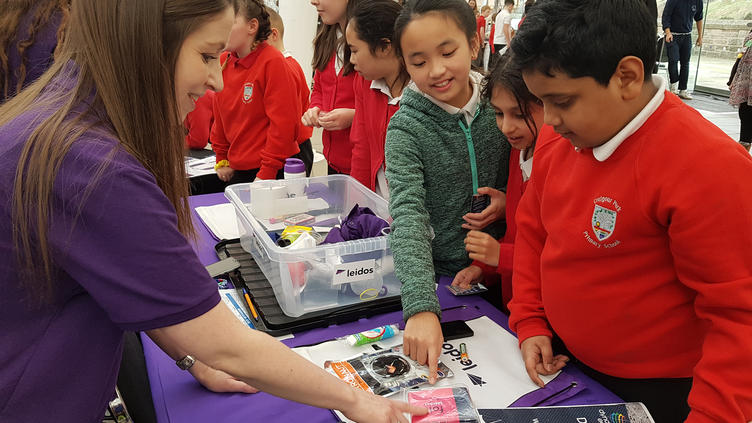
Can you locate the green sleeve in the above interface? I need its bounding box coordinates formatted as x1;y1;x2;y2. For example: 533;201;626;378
385;123;441;321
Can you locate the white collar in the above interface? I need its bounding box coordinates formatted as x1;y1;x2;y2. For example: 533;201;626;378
590;76;666;161
335;28;344;75
370;79;403;105
282;50;293;58
409;71;483;125
519;148;534;182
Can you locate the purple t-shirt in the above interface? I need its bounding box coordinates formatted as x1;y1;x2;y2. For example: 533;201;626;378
0;71;220;421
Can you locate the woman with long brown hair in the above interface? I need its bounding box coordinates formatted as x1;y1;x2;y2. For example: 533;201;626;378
0;0;69;102
0;1;424;422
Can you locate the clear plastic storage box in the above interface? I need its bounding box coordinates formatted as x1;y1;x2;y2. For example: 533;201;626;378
225;175;400;317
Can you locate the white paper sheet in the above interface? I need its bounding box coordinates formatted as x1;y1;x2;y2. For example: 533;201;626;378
195;203;240;240
294;316;559;422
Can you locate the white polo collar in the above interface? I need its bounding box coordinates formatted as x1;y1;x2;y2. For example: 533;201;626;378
370;79;403;105
409;70;483;126
590;76;666;161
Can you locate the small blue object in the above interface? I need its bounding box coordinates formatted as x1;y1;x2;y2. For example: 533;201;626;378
224;293;254;328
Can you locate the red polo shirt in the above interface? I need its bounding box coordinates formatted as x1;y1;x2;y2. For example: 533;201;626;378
184;90;214;150
284;54;314;144
211;42;300;179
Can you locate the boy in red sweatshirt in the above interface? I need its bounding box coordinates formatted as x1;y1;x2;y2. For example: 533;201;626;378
184;90;215;150
266;6;314;176
211;0;302;185
509;1;752;422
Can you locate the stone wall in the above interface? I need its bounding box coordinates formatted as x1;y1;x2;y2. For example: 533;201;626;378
700;20;751;60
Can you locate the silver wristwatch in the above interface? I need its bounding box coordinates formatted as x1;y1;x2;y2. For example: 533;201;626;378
176;355;196;370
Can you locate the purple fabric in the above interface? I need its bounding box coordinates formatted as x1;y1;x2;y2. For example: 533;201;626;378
142;196;622;422
321;204;389;244
0;72;220;422
3;7;62;102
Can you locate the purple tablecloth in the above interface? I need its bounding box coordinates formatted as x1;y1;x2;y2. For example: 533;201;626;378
141;192;621;422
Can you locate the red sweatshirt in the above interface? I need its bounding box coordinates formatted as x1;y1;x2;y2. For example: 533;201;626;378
350;74;400;191
509;95;752;422
184;90;214;150
284;54;314;144
309;52;356;173
211;42;300;179
473;148;527;308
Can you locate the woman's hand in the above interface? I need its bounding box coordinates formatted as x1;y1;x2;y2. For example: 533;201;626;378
189;360;259;394
464;230;501;266
341;389;428;423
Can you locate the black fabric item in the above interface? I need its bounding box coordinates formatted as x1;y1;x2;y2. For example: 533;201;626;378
740;102;752;143
576;362;692;423
117;331;158;423
297;139;314;177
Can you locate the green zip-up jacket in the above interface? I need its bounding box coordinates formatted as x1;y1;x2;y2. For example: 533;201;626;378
385;87;511;320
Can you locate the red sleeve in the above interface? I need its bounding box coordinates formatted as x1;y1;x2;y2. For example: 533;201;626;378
508;134;556;344
309;67;324;110
257;57;301;179
349;76;372;189
644;132;752;422
209;88;229;163
477;16;486;42
184;91;214;150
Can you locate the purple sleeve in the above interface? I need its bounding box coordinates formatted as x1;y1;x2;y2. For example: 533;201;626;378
49;138;220;332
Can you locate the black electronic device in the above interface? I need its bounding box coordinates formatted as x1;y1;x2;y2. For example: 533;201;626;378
441;320;475;341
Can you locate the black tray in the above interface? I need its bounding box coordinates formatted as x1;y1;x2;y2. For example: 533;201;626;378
215;239;402;337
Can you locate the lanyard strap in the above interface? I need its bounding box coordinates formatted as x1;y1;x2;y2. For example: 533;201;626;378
458;107;482;194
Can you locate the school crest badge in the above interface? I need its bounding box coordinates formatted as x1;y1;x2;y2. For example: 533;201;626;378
591;204;617;241
242;82;254;103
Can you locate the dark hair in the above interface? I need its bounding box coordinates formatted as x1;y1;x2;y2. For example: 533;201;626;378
504;0;515;6
349;0;402;54
312;0;360;75
511;0;656;86
394;0;477;60
238;0;271;43
349;0;409;92
482;51;542;141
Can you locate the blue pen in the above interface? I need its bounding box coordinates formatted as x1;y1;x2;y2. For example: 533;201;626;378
224;293;254;329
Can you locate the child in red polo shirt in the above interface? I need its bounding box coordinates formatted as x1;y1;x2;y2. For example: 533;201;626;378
451;52;542;313
345;0;408;197
266;6;314;176
509;0;752;421
302;0;356;175
184;90;214;150
211;0;301;183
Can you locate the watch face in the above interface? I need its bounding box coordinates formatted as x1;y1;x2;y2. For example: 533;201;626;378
177;355;195;370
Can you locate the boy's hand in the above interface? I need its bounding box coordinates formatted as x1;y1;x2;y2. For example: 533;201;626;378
318;108;355;131
664;30;673;43
341;389;428;423
462;187;506;230
465;230;501;266
696;36;703;46
520;336;570;388
403;312;443;384
189;360;259;394
302;106;322;127
216;166;235;182
451;265;484;291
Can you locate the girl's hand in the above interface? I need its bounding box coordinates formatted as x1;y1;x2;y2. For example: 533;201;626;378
462;187;506;230
302;106;322;127
464;230;501;266
216;166;235;182
403;312;443;384
520;336;570;388
341;389;428;423
451;265;484;291
318;108;355;131
189;360;259;394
